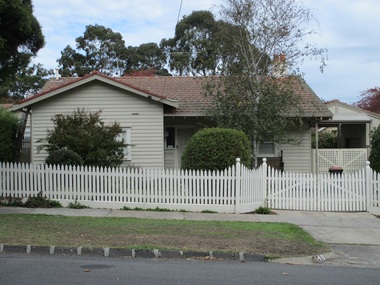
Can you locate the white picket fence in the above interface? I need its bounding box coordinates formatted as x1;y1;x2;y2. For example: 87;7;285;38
267;162;380;214
0;159;266;214
0;159;379;214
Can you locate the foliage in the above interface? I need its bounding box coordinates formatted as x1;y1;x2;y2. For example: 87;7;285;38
312;130;337;148
68;200;90;209
201;210;218;214
181;128;251;170
369;126;380;172
57;25;172;77
205;0;326;166
255;206;272;215
0;196;24;207
0;63;54;100
121;206;176;212
57;24;127;76
23;191;62;208
161;11;219;76
45;149;84;166
39;108;126;167
354;87;380;113
0;0;45;97
125;43;169;76
0;107;19;162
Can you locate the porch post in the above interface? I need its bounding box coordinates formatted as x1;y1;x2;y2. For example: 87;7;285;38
315;121;319;175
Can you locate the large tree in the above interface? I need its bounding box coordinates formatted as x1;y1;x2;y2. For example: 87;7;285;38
161;10;228;76
354;87;380;113
0;106;19;162
0;0;45;99
0;63;54;100
206;0;327;166
57;24;127;76
125;43;169;76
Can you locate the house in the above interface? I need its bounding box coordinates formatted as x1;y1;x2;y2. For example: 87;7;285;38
313;100;380;173
10;71;332;172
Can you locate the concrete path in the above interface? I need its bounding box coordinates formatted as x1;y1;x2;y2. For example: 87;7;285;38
1;207;380;267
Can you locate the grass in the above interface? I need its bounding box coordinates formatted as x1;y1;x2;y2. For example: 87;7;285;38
0;214;329;257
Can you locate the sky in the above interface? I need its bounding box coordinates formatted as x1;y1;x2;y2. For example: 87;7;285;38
31;0;380;104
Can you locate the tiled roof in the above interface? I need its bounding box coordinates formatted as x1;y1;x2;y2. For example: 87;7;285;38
15;71;331;118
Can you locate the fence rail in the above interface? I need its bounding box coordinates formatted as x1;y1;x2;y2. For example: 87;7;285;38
0;160;265;213
267;167;367;212
0;160;379;214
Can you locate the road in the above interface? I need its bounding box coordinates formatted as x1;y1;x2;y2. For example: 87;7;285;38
1;254;380;285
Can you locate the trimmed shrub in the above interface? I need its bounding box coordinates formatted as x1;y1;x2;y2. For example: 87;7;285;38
181;128;251;170
45;149;84;166
0;107;19;162
369;126;380;172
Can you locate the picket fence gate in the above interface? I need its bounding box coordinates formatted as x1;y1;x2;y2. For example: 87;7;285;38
0;159;379;214
267;162;379;214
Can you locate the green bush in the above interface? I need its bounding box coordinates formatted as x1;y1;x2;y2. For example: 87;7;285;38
255;206;272;215
181;128;251;170
312;130;337;149
68;200;90;209
23;191;62;208
45;149;84;166
369;126;380;172
0;107;19;162
39;108;125;168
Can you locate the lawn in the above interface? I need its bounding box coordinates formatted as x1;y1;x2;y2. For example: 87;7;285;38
0;214;329;257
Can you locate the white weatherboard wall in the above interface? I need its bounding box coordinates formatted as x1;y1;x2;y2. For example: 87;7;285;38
278;127;312;172
31;81;164;168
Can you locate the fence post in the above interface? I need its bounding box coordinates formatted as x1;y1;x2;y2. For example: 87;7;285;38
262;158;268;207
366;161;372;212
235;158;241;214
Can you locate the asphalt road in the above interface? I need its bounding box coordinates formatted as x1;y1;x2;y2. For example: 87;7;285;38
1;254;380;285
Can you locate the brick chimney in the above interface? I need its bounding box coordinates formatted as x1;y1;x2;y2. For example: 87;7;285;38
272;54;288;77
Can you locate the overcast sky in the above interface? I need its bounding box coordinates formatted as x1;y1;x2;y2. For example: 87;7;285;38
31;0;380;104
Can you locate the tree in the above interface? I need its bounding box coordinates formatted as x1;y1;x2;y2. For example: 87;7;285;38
354;87;380;113
0;0;45;98
369;126;380;172
125;43;169;76
181;128;251;170
0;63;54;100
312;130;337;149
161;10;227;76
39;109;126;167
57;24;127;76
0;107;19;162
206;0;327;166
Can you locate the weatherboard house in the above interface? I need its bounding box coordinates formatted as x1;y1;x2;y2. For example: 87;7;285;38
11;71;332;172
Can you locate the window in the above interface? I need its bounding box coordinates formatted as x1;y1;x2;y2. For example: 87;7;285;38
117;128;132;160
259;142;275;157
165;127;175;148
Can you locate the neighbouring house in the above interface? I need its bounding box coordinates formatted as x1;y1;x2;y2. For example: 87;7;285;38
10;71;332;172
313;99;380;173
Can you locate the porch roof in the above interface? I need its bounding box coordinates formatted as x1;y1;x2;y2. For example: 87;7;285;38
319;113;371;125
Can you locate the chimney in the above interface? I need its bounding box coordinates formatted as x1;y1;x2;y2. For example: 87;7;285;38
272;54;288;77
55;68;60;80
